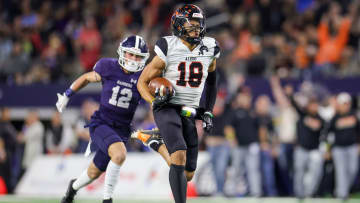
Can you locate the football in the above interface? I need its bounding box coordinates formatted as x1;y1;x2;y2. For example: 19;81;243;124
148;77;174;97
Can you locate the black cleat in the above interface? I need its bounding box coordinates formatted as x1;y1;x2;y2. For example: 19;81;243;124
131;129;164;151
61;179;77;203
103;198;112;203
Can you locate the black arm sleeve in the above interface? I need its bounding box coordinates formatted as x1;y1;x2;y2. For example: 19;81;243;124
288;95;305;116
204;70;218;112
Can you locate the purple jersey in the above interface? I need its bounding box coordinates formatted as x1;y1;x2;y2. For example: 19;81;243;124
93;58;142;126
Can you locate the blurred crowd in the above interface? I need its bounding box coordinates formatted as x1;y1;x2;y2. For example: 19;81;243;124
1;76;360;198
0;0;360;85
195;75;360;199
0;0;360;199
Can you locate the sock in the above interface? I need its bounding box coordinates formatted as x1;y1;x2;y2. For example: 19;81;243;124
103;161;121;200
169;164;187;203
72;170;94;190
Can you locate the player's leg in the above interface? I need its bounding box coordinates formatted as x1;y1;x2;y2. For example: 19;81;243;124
158;144;171;166
90;124;127;203
169;150;187;203
181;116;199;182
153;106;187;203
61;157;105;203
104;142;126;202
131;129;171;166
61;133;107;203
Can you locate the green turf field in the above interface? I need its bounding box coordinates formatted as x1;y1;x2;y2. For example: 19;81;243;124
0;196;359;203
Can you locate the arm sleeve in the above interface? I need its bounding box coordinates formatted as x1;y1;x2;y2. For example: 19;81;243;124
154;38;168;65
203;70;218;113
288;95;305;116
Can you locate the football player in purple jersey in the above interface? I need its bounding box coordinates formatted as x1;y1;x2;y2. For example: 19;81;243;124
56;35;161;203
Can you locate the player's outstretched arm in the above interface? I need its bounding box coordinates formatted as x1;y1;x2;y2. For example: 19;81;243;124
56;71;101;113
137;56;166;104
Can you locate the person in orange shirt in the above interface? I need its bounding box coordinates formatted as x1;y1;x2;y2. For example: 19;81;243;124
316;3;352;65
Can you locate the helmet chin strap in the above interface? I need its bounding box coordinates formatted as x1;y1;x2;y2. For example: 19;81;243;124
182;31;201;45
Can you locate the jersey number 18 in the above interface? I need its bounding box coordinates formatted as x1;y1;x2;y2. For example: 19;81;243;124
176;62;203;87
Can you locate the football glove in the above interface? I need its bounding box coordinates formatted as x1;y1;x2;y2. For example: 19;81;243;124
202;111;214;133
56;93;69;113
152;87;172;112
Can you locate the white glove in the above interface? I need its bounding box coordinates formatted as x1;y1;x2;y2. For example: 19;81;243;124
56;93;69;113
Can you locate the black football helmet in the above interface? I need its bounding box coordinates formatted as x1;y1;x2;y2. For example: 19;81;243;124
171;4;206;44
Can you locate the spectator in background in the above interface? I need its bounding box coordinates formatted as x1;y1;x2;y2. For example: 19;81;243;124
0;108;17;193
0;137;7;193
17;110;44;174
286;86;325;198
328;92;360;200
74;99;99;153
0;34;13;82
45;111;74;154
41;32;66;81
270;76;296;195
76;16;101;72
225;87;261;197
136;110;156;131
205;96;230;196
315;2;352;67
255;95;277;196
23;63;50;85
1;40;30;84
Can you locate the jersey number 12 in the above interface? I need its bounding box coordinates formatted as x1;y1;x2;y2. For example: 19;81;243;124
176;62;203;87
109;86;132;109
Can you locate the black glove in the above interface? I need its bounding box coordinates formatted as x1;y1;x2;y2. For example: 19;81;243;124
202;111;214;133
152;87;172;112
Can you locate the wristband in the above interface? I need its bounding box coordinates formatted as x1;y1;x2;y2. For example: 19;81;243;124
65;88;75;97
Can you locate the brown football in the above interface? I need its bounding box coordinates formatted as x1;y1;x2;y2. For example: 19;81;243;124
148;77;174;97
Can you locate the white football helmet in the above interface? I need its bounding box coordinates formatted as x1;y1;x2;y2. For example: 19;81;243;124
117;35;150;72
